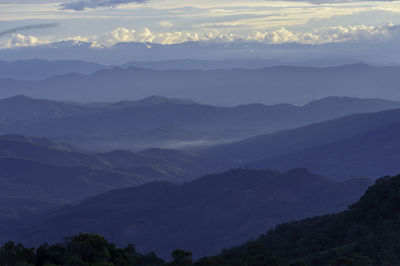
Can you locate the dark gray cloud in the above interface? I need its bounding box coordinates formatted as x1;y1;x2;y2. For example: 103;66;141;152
60;0;147;11
0;23;59;37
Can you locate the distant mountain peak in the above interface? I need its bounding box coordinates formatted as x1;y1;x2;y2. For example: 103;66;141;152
137;95;196;105
304;96;398;108
110;95;196;109
1;94;33;102
337;62;374;70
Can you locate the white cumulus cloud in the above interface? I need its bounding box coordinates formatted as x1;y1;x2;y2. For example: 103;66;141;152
0;33;48;49
160;21;174;28
106;23;400;45
246;23;399;44
1;23;399;49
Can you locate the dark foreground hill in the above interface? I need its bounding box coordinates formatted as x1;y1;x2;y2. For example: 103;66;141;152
8;168;371;259
216;174;400;266
3;174;400;266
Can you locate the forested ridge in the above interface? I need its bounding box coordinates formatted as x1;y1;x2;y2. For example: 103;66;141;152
2;174;400;266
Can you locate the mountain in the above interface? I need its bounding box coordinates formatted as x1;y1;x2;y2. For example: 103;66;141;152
0;134;200;182
0;58;364;82
215;174;400;266
2;95;400;181
0;156;144;243
2;95;399;151
8;168;372;259
3;174;400;266
122;58;363;70
0;135;147;221
251;122;400;180
0;59;108;80
0;134;208;239
0;156;143;202
121;58;284;70
109;95;196;108
0;95;96;125
203;106;400;180
0;134;107;168
0;64;400;105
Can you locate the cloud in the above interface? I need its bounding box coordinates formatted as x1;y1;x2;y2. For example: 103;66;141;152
160;21;174;28
1;23;399;49
107;23;400;45
0;33;49;49
0;23;58;37
110;27;204;44
282;0;399;4
60;0;147;11
246;23;400;44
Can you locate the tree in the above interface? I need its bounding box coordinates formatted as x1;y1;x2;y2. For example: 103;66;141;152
0;241;35;266
66;233;111;264
170;250;193;266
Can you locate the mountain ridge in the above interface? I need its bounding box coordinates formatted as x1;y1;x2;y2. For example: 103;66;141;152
1;95;399;151
1;63;400;105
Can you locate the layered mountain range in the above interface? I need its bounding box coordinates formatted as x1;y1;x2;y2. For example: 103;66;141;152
1;79;400;262
0;63;400;105
1;95;399;151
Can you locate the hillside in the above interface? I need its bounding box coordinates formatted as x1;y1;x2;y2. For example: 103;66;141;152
0;59;107;80
0;155;145;244
251;122;400;180
0;134;201;182
4;174;400;265
0;95;96;125
9;168;371;259
215;174;400;265
0;134;207;242
203;106;400;180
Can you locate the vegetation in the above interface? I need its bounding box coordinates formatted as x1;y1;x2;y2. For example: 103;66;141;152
219;174;400;266
2;174;400;266
0;233;164;266
0;233;283;266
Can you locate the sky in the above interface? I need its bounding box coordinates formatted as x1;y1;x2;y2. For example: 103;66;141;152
1;0;400;49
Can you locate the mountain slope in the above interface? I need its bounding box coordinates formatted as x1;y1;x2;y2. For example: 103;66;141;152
0;59;107;80
0;134;109;168
0;95;96;125
9;168;371;259
251;122;400;180
0;134;208;236
203;107;400;179
0;134;201;182
217;174;400;266
2;174;400;265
